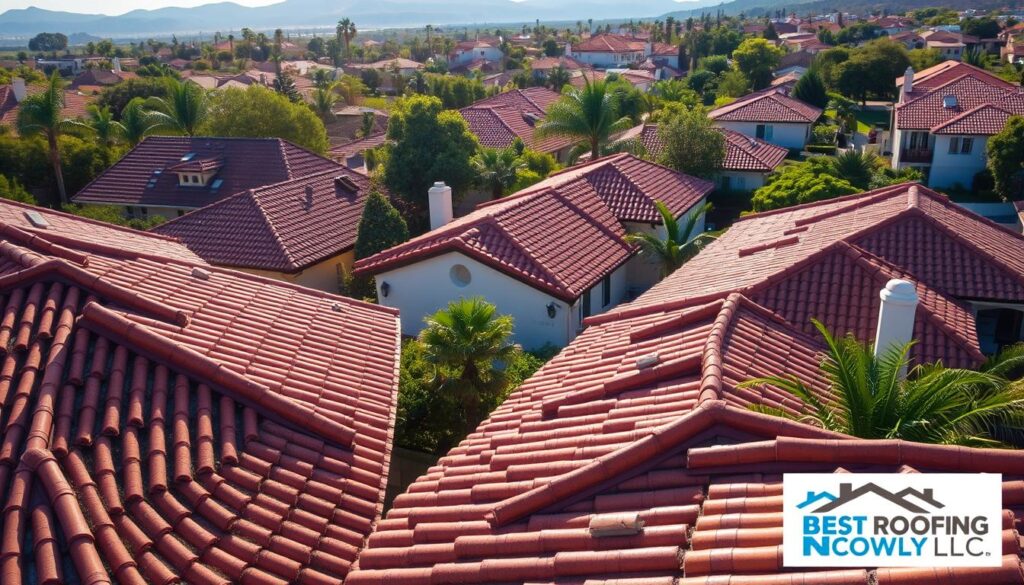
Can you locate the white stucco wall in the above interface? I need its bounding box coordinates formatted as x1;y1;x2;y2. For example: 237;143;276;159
891;128;936;169
718;171;768;191
714;121;810;150
239;250;353;294
568;50;645;68
928;135;989;189
452;47;503;66
374;251;630;349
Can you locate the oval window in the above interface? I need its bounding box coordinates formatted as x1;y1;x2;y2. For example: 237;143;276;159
450;264;472;287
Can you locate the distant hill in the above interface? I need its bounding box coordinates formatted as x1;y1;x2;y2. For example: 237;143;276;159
664;0;1022;18
0;0;719;39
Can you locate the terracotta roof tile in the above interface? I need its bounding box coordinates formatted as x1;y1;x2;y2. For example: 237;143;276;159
72;136;343;208
460;88;574;154
573;34;648;53
709;88;822;124
0;199;401;584
355;154;713;301
621;125;788;173
349;182;1024;584
152;168;376;272
895;73;1023;130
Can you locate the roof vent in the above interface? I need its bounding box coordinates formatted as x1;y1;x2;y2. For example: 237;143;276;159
522;112;542;126
180;152;196;162
191;267;211;280
331;302;344;312
24;210;49;229
589;513;644;537
334;175;359;193
942;95;958;109
636;354;661;370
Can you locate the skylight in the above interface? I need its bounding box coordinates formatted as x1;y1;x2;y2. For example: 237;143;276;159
180;152;196;162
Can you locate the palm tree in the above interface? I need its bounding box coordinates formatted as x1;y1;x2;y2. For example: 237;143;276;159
16;71;76;206
832;150;878;190
312;68;334;90
118;98;161;147
472;147;525;199
420;297;516;432
625;200;715;278
741;321;1024;446
75;104;121;149
146;79;208;136
336;18;357;64
311;83;340;120
535;77;633;161
547;65;572;92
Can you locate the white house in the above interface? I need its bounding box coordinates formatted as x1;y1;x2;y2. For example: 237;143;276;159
612;125;789;191
449;40;504;68
354;154;715;349
565;34;650;68
708;87;823;150
892;62;1024;189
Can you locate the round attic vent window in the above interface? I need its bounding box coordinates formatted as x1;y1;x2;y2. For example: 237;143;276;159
450;264;472;287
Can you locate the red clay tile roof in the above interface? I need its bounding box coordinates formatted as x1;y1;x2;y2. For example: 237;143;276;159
930;95;1024;134
709;87;822;124
0;200;401;584
572;34;648;53
72;136;343;209
895;73;1023;130
529;55;591;71
897;61;1018;92
347;184;1024;585
460;88;575;154
355;154;713;301
328;132;390;161
152;168;377;272
0;84;94;131
621;125;789;173
67;69;137;89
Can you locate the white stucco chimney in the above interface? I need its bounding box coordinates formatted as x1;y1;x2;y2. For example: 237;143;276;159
901;66;914;101
11;77;26;102
428;181;453;230
873;279;919;360
112;56;122;73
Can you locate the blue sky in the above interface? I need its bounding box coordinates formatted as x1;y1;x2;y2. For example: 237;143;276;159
4;0;282;15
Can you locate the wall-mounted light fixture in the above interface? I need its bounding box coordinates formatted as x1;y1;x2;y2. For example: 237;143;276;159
546;302;558;319
380;281;391;298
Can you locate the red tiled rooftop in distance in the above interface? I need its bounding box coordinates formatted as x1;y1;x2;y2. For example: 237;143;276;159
72;136;343;208
572;33;648;53
709;87;822;124
622;125;788;173
153;168;377;272
459;88;574;154
0;199;401;584
354;154;713;301
348;183;1024;585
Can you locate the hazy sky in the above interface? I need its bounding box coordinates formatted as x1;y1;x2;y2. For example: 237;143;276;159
2;0;283;15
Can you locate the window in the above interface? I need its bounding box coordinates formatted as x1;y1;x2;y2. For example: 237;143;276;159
720;175;731;191
756;124;773;141
580;290;592;320
450;264;472;287
976;308;1024;354
602;275;611;307
948;137;974;155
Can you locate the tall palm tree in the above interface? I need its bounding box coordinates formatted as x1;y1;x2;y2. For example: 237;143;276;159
472;147;525;199
535;77;632;161
741;321;1024;447
336;18;357;64
16;71;76;206
146;78;208;136
420;297;516;432
118;98;161;147
76;104;120;149
625;200;714;278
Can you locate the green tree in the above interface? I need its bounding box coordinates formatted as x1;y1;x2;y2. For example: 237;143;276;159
752;158;862;211
76;105;121;150
908;48;942;72
382;95;479;229
0;175;35;204
203;85;329;153
310;83;340;120
698;54;730;76
472;147;525;199
792;68;829;109
835;39;910;103
716;70;750;99
832;150;878;190
535;77;632;161
988;115;1024;200
656;108;726;179
742;321;1024;446
16;72;75;206
118;98;161;147
97;78;170;120
347;189;410;299
28;32;67;53
420;297;516;434
732;38;783;90
146;78;209;136
547;65;572;92
336;18;357;64
625;200;715;278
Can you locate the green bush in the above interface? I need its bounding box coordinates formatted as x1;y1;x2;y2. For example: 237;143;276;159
805;144;838;155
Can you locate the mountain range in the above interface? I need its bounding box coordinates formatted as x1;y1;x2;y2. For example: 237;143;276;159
0;0;713;38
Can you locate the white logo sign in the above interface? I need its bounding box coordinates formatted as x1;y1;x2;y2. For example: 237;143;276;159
783;473;1002;568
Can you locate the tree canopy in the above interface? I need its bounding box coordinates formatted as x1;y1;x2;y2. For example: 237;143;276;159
752;158;862;211
731;38;783;90
656;108;726;179
988;115;1024;200
28;32;67;53
203;85;329;153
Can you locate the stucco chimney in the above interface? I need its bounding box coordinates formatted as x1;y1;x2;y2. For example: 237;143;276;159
428;181;453;230
873;279;918;360
112;56;122;73
11;77;26;102
902;66;914;101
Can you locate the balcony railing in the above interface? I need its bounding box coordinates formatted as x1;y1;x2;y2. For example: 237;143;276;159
900;148;933;164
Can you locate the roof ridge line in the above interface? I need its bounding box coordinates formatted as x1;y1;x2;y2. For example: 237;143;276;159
247;186;303;269
584;291;735;327
78;301;356;448
734;182;910;225
483;213;573;294
0;198;184;245
896;71;1015;111
0;258;190;326
698;293;744;403
0;222;90;266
